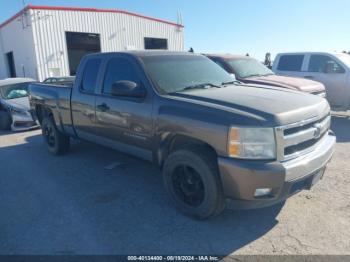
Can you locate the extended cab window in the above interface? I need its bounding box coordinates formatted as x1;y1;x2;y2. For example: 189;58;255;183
81;59;101;93
103;58;140;95
277;55;304;71
308;55;345;73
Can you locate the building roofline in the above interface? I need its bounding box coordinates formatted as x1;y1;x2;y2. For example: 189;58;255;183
0;5;184;29
0;6;30;29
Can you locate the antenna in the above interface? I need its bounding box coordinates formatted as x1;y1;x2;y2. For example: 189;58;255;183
19;0;29;29
177;10;183;26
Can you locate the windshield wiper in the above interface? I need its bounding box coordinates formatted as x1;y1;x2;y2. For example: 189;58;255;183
246;74;264;77
222;80;241;85
182;83;222;91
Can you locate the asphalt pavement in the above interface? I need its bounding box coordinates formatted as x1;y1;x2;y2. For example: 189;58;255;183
0;115;349;255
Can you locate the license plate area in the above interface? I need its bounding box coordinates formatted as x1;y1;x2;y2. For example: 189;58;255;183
311;167;326;186
290;168;325;194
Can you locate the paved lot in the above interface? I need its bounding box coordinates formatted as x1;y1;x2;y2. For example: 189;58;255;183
0;115;349;255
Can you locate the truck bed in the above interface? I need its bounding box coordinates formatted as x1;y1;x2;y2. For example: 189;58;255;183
29;83;74;135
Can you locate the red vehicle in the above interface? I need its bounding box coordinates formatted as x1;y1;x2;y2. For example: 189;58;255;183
206;54;326;97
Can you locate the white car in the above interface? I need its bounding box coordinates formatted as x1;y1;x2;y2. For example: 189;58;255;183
272;52;350;110
0;78;39;131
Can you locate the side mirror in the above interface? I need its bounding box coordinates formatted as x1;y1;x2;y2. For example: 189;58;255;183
111;80;146;98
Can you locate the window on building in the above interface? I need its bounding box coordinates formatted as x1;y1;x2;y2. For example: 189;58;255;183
277;55;304;71
103;58;141;95
144;37;168;50
308;55;345;73
81;59;101;93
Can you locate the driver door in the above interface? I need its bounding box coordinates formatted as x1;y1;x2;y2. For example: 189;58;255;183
95;55;153;160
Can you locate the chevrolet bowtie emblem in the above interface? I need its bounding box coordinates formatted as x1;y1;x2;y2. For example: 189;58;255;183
313;123;322;139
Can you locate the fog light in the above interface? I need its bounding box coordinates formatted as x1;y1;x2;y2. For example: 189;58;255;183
254;188;272;197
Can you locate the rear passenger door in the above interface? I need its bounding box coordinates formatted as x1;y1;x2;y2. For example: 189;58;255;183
274;54;306;78
94;55;154;161
71;58;102;138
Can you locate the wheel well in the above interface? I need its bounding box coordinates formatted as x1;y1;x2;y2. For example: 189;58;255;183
161;135;218;166
35;105;53;124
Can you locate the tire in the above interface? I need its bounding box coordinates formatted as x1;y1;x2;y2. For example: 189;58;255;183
0;111;12;131
41;116;70;155
162;146;225;219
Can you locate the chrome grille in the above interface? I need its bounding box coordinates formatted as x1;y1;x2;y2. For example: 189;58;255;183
275;115;331;161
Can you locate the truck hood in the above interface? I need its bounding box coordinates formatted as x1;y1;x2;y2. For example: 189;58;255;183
244;75;325;93
169;85;330;126
2;97;30;111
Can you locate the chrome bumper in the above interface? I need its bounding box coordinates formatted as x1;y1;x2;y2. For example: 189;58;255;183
283;133;336;181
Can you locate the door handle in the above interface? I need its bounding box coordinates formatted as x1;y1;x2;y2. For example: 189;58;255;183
97;103;110;112
304;76;314;79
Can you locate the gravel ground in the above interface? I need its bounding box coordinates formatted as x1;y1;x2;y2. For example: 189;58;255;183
0;115;349;256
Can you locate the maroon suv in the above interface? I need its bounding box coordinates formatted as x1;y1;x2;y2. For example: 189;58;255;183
206;54;326;97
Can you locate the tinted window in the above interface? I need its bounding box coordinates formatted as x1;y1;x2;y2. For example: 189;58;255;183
212;59;229;71
277;55;304;71
144;38;168;50
81;59;101;93
103;58;141;95
308;55;345;73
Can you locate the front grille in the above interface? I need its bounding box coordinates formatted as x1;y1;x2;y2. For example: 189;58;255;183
14;121;37;128
275;115;331;161
284;132;326;156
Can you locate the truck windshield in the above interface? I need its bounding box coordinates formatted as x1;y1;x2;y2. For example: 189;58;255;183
0;83;30;100
141;55;234;94
227;58;274;78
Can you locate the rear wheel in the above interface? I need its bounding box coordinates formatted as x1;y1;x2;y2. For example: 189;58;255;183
42;117;70;155
0;111;12;131
163;146;225;219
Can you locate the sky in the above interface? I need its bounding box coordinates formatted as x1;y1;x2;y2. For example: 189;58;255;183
0;0;349;60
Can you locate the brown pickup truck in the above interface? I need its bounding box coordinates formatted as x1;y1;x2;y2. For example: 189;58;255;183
206;54;326;97
29;51;335;219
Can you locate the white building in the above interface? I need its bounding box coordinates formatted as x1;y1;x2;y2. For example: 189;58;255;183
0;5;184;81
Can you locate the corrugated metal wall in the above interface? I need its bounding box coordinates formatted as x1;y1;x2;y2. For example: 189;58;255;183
0;30;6;79
30;9;184;81
0;11;37;80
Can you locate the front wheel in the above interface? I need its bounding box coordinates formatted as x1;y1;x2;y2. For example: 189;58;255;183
162;146;225;219
42;117;70;155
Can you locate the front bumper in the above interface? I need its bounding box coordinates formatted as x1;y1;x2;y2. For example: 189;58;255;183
218;132;336;209
11;112;39;132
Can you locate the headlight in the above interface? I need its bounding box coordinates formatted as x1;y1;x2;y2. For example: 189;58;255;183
228;127;276;159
